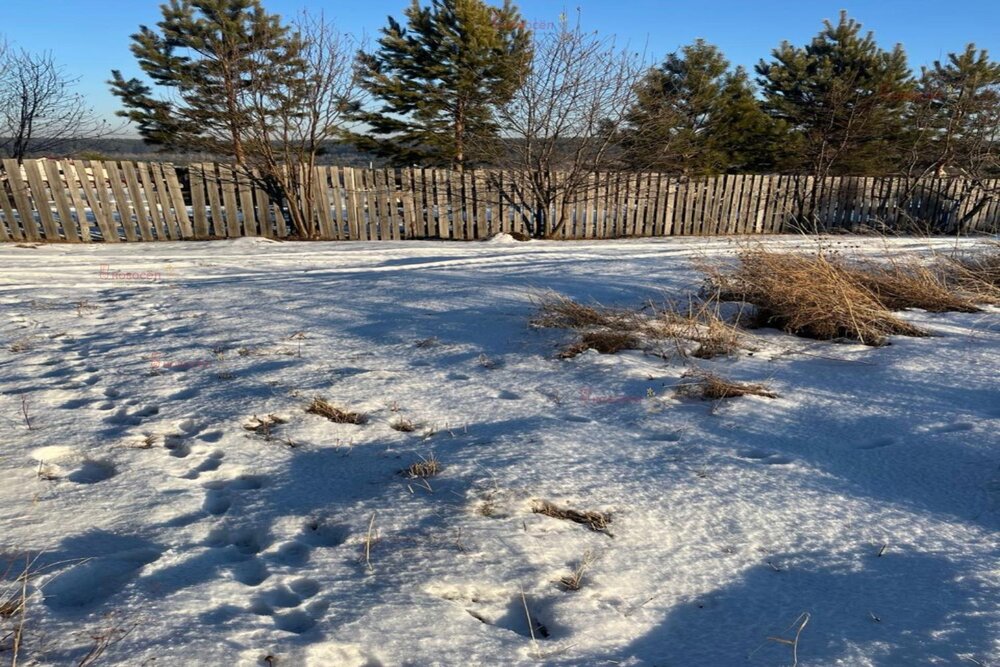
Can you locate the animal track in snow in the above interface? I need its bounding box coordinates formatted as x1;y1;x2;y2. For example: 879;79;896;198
198;473;264;516
249;578;325;634
205;525;271;556
67;460;117;484
30;446;117;484
43;546;161;610
181;450;224;480
163;434;191;458
104;404;159;427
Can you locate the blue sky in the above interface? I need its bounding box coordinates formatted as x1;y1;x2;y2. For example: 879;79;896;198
3;0;997;131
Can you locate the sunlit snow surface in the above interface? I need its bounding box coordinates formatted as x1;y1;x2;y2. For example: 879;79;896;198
0;235;997;666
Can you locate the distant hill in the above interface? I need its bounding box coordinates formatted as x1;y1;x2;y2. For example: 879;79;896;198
6;137;387;167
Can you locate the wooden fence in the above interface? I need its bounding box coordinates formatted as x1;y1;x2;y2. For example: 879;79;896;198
0;158;997;242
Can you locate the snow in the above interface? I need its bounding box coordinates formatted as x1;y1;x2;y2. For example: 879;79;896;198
0;236;997;666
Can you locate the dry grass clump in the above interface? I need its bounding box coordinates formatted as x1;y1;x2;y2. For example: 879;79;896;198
852;259;980;313
532;500;612;536
306;398;367;425
708;249;926;345
559;330;639;358
534;292;748;359
559;551;598;591
401;454;441;479
650;297;747;359
532;294;637;330
243;414;288;439
939;243;1000;303
390;417;418;432
675;369;777;400
8;336;35;353
1;556;32;663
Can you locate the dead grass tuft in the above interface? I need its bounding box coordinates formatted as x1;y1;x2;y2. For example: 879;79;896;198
559;330;639;358
939;242;1000;303
559;551;598;591
532;500;612;536
707;248;926;345
243;414;288;440
535;292;749;360
8;336;35;353
401;454;441;479
852;258;980;313
390;417;418;432
650;297;748;359
675;369;778;400
305;398;367;425
532;294;636;330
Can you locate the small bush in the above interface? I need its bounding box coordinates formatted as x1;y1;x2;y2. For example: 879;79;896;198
306;398;367;425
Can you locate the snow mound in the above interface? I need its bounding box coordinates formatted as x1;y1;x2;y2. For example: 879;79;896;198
230;236;283;246
485;232;525;244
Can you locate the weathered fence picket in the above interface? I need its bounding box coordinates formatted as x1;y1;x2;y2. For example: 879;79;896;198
1;158;996;242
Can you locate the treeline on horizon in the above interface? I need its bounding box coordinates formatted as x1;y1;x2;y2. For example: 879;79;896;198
2;0;998;237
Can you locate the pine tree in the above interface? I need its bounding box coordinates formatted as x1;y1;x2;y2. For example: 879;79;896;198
110;3;364;239
349;0;532;169
711;67;786;172
756;11;914;177
109;0;305;165
619;40;778;175
910;44;1000;177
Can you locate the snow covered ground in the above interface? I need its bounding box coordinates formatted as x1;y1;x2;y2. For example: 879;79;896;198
0;235;997;666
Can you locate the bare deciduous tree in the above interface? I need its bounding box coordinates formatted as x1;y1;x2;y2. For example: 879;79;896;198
238;12;367;238
471;16;646;238
0;48;109;162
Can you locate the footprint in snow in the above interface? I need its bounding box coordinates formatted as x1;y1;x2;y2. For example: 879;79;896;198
43;547;162;610
168;386;200;401
199;473;264;516
67;460;118;484
857;437;897;450
647;431;682;442
181;449;224;480
246;574;328;634
104;404;159;427
30;446;117;484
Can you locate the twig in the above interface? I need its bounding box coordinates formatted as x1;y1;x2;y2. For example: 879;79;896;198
520;586;538;657
364;512;377;574
750;611;810;667
20;396;32;431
